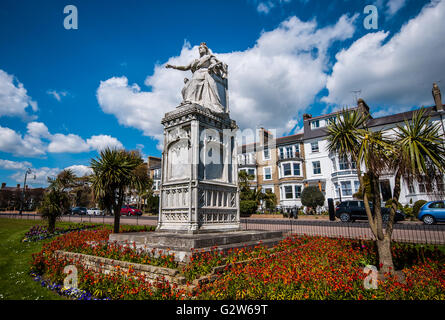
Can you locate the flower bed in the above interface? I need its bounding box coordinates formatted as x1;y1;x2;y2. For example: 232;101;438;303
22;224;99;242
193;236;445;300
30;228;445;300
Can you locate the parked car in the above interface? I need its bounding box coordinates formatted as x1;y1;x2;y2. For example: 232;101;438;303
70;207;88;215
87;208;103;216
418;200;445;225
335;200;405;223
120;205;142;216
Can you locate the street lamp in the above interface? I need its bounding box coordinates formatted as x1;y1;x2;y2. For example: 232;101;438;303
19;168;35;215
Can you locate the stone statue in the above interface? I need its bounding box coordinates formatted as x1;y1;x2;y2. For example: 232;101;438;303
165;42;228;113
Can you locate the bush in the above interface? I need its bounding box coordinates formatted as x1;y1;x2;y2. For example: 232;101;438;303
301;186;325;214
240;200;257;217
413;200;427;218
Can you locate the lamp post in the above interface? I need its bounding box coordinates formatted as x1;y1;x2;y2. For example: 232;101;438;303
19;168;33;215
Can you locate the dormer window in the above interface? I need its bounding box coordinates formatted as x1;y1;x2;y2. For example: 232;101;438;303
311;120;320;129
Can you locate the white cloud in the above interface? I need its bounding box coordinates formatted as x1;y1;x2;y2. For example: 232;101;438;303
97;14;357;143
323;0;445;112
4;162;91;187
47;89;68;102
0;69;38;119
0;159;32;170
86;135;124;151
0;121;124;156
255;0;292;14
47;133;90;153
9;166;60;186
387;0;408;16
0;125;46;157
64;164;93;177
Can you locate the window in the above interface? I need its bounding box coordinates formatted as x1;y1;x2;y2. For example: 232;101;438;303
263;148;270;160
339;156;349;170
408;183;415;194
418;178;427;193
294;144;300;154
311;141;319;153
247;168;255;176
326;117;336;125
311;120;320;128
293;163;301;176
284;186;293;199
312;161;321;175
429;201;445;209
283;163;292;176
279;148;285;159
341;181;352;196
286;146;293;158
354;181;361;193
334;182;340;198
263;167;272;180
294;185;302;198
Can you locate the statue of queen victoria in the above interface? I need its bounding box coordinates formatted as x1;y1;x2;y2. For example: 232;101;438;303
165;42;228;114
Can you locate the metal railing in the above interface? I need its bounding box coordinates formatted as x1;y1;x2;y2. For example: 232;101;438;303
240;217;445;245
1;212;444;245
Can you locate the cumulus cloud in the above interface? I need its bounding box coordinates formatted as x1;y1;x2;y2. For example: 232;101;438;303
323;0;445;114
86;135;124;152
10;166;60;186
0;125;47;157
0;159;32;170
0;121;124;156
97;14;357;143
64;164;93;177
0;69;38;119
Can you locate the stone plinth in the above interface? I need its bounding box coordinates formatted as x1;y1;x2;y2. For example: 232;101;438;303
109;230;285;263
157;103;240;234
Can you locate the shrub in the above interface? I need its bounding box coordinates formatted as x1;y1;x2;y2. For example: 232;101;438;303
240;200;257;217
301;186;325;214
413;200;427;218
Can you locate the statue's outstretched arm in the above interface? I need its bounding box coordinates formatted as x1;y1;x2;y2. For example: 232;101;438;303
165;62;191;71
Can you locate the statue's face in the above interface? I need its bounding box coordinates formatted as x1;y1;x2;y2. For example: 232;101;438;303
199;45;207;55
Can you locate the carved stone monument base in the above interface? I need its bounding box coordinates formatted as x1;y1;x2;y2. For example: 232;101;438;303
157;103;240;234
109;230;285;263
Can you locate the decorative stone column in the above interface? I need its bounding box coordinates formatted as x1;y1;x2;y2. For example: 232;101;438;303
157;103;240;234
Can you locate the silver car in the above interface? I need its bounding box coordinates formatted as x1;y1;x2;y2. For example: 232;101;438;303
87;208;103;216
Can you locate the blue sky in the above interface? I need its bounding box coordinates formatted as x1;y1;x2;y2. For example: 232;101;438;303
0;0;443;186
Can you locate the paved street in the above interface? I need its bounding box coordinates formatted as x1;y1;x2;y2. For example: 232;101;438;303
2;212;444;245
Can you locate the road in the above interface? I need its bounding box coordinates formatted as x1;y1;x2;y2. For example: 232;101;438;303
1;213;444;245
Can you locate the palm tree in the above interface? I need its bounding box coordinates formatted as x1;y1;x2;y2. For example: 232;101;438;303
327;108;396;273
90;148;145;233
388;108;445;227
38;170;74;233
328;107;445;274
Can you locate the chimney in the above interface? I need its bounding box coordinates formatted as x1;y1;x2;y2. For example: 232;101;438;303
17;184;20;189
303;113;312;120
432;83;443;111
357;98;371;116
1;183;5;189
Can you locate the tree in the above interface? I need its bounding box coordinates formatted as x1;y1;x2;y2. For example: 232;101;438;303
301;186;325;214
90;148;145;233
326;108;445;274
37;170;73;233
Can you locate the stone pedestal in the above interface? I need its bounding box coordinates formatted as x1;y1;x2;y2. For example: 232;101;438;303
109;230;285;263
157;103;240;234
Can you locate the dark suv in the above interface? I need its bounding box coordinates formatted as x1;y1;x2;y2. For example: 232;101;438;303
335;200;405;223
69;207;88;215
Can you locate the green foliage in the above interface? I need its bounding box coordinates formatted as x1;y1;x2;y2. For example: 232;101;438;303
413;200;427;218
37;189;71;233
240;200;257;217
301;186;325;213
90;148;145;233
